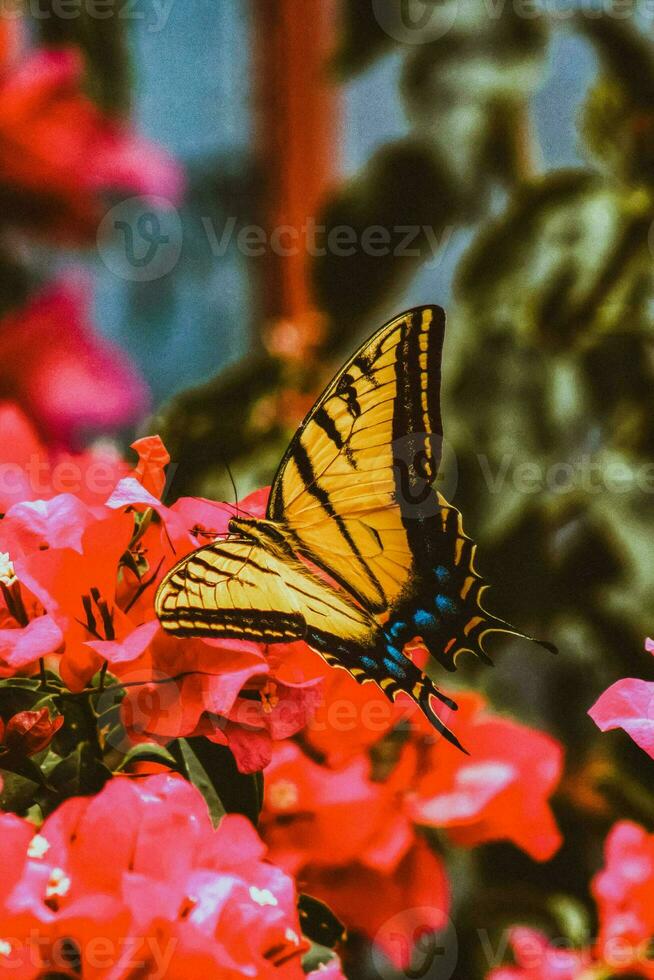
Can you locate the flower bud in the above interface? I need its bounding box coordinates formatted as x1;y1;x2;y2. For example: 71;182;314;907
3;708;63;756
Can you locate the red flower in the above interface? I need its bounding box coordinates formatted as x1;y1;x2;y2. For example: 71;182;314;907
589;638;654;758
263;740;416;875
0;773;314;978
295;663;563;861
0;280;149;448
261;740;448;968
301;839;449;971
260;672;564;967
411;693;564;861
0;42;183;241
15;505;136;690
130;435;171;499
0;707;63;756
297;654;410;768
0;449;322;768
118;632;322;774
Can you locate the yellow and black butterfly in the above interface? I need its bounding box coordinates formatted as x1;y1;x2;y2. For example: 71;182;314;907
155;306;553;750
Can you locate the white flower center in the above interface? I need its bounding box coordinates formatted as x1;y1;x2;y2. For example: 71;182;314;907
27;835;50;859
249;885;278;907
45;868;71;900
0;553;16;587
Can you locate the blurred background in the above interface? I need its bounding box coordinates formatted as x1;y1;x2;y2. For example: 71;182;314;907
5;0;654;977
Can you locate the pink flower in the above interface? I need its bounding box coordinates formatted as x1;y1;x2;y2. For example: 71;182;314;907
0;281;149;447
486;820;654;978
0;44;183;242
0;773;312;978
486;927;590;980
592;820;654;951
589;638;654;758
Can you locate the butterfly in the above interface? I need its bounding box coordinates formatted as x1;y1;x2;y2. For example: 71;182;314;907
155;306;554;750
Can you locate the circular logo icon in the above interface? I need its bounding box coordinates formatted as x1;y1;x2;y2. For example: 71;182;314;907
372;0;460;44
390;433;459;519
373;908;458;979
97;195;183;282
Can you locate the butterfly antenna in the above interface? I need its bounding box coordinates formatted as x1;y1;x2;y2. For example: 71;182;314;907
215;451;261;524
226;458;240;519
216;449;240;520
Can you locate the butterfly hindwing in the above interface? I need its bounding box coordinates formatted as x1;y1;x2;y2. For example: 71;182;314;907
156;537;377;648
156;533;466;750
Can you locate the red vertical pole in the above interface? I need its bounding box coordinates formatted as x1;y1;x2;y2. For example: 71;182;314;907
252;0;339;333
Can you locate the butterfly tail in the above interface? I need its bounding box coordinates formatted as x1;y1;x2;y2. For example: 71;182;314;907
461;598;559;665
374;646;467;752
415;677;468;753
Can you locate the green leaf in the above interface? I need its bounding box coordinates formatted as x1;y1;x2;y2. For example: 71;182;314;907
331;0;395;78
547;894;591;947
0;753;47;787
0;682;59;718
48;742;111;800
298;894;346;948
53;698;100;759
0;770;42;816
313;139;461;330
175;739;226;827
455;171;654;349
35;0;131;113
302;943;341;975
114;742;177;773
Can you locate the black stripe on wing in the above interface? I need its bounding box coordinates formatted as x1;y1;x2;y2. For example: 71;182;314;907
391;308;445;568
158;605;306;640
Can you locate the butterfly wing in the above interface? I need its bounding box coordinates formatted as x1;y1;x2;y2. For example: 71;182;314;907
266;305;550;670
267;306;445;615
155;535;466;750
155;537;377;647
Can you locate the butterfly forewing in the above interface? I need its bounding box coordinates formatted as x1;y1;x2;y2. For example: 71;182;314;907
267;306;446;614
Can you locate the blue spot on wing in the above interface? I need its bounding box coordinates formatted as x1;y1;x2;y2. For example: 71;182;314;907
414;609;438;630
385;643;404;662
360;655;377;671
434;565;451;584
389;620;408;639
383;657;407;679
435;595;458;616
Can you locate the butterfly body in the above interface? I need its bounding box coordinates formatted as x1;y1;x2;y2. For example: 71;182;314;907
156;306;552;749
